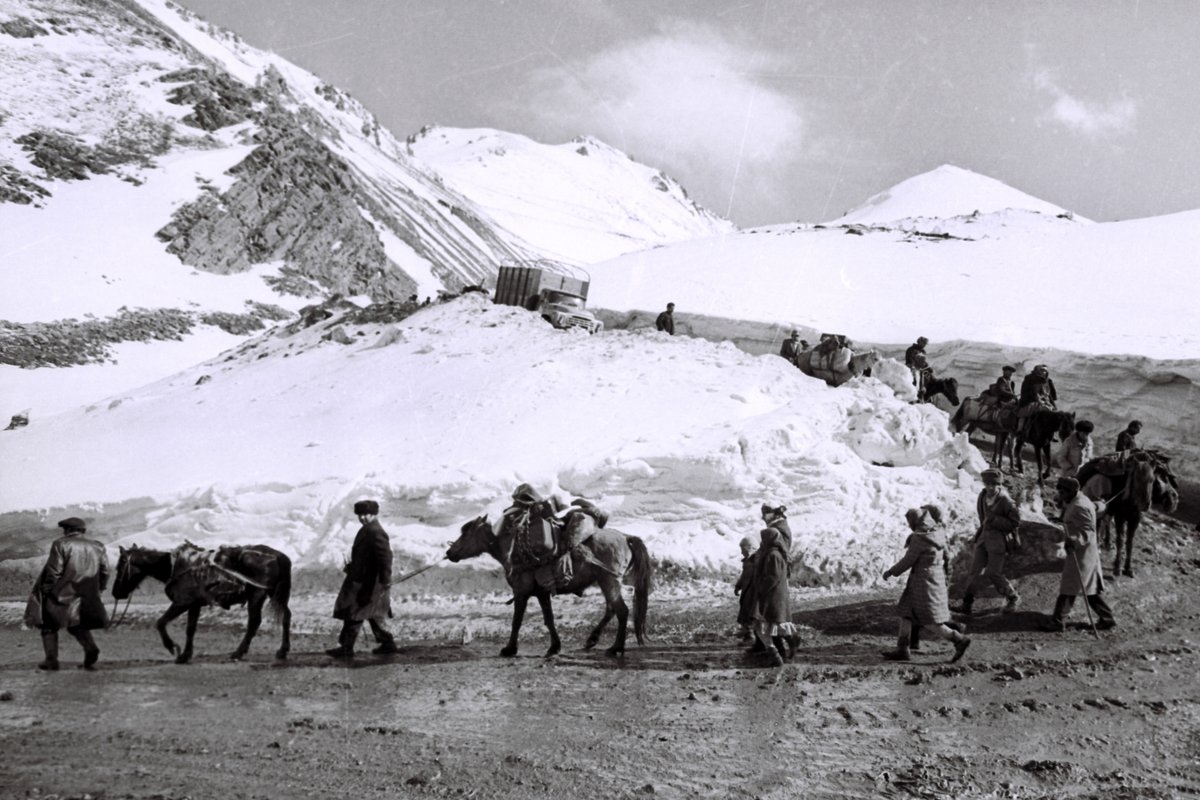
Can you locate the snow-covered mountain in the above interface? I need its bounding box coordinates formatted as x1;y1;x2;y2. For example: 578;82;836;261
0;0;728;418
408;127;734;264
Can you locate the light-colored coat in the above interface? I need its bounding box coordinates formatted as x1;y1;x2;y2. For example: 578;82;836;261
886;528;951;626
1055;433;1094;478
1059;494;1104;596
37;531;110;631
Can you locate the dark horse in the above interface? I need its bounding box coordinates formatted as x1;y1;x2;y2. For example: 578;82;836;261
950;398;1020;469
446;515;653;657
1081;452;1180;577
922;375;960;406
112;543;292;664
1013;408;1075;484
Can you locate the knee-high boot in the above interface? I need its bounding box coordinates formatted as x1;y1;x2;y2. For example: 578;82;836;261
71;628;100;670
38;630;59;671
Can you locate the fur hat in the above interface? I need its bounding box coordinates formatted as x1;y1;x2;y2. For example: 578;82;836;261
57;517;86;532
904;508;927;530
1075;420;1094;433
980;468;1003;485
1056;476;1080;494
352;500;379;516
511;483;543;505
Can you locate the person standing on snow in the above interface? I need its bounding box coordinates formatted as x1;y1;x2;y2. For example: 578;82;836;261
327;500;397;659
27;517;109;671
655;302;675;335
1039;477;1116;632
952;468;1022;616
881;505;971;663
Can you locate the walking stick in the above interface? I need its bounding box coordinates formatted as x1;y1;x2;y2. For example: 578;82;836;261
1069;548;1100;640
393;560;442;584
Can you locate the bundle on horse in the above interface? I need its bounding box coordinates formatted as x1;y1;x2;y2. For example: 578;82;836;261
112;542;292;663
795;335;880;387
1013;408;1075;484
446;514;653;658
950;398;1020;469
1080;451;1180;577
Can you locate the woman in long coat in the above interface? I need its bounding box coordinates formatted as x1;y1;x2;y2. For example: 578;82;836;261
27;517;109;670
881;506;971;663
752;503;796;666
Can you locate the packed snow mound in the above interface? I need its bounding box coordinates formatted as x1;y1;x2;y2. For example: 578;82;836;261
0;294;986;582
409;126;735;263
830;164;1084;226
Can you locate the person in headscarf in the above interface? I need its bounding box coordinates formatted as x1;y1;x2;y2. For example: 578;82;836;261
881;505;971;662
751;502;796;666
28;517;109;671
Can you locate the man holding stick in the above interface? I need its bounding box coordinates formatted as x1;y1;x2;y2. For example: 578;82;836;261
1039;476;1116;633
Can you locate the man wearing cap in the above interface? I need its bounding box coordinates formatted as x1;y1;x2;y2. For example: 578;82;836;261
951;469;1022;615
1039;477;1115;632
28;517;109;670
655;302;675;335
1054;420;1095;479
327;500;396;658
980;366;1018;405
780;330;803;364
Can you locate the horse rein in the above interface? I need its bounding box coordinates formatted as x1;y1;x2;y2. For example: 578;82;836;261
107;554;133;629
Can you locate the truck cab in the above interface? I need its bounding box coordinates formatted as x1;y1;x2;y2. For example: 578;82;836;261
493;262;603;334
537;289;602;333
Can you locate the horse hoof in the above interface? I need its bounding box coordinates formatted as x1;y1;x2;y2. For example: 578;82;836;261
1122;569;1134;578
228;652;244;662
499;646;517;658
275;650;289;661
174;655;191;665
543;645;561;659
604;646;624;657
583;638;599;650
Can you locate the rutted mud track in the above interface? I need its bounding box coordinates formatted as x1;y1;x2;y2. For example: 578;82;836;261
2;517;1199;799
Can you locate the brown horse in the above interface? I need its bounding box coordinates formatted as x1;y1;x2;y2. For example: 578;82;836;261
446;515;653;658
950;397;1020;469
1082;452;1180;577
795;348;880;387
112;543;292;663
1013;409;1075;484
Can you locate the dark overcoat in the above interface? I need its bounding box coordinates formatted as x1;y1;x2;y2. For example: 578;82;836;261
752;527;790;626
333;519;393;621
735;552;758;627
977;488;1021;553
888;529;951;625
37;532;110;631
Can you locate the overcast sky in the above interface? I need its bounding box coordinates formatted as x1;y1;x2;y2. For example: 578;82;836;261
179;0;1200;228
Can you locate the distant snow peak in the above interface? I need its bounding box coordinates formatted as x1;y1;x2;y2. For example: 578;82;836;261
832;163;1085;226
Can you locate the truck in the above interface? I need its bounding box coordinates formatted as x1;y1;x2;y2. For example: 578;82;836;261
493;262;603;334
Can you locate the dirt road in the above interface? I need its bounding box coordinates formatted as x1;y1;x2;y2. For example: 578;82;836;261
2;514;1199;800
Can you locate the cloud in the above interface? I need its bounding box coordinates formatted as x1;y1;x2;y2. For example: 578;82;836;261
1033;69;1137;138
515;23;806;219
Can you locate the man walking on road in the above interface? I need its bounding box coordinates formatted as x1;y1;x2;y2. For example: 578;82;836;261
952;468;1022;616
327;500;397;658
1039;477;1116;632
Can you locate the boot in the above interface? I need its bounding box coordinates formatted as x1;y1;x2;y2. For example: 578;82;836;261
768;639;785;667
73;629;99;670
1002;593;1020;614
772;636;790;663
371;629;398;655
909;625;921;652
880;647;911;661
746;637;767;655
38;631;60;671
950;595;974;616
950;636;971;663
326;625;358;658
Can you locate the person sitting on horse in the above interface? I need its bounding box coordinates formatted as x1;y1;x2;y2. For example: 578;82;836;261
881;505;971;663
780;330;803;364
1055;419;1095;479
1017;364;1057;434
979;365;1018;406
904;336;928;369
1116;420;1142;456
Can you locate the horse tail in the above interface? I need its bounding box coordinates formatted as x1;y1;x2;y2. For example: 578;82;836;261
626;535;654;645
269;552;293;625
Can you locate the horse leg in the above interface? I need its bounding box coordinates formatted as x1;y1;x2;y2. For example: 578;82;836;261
1040;444;1052;483
230;592;266;661
276;604;292;661
534;591;561;658
599;576;630;657
1013;436;1025;474
1113;517;1126;575
1123;515;1138;577
155;603;189;658
177;605;202;664
585;607;614;650
500;594;529;657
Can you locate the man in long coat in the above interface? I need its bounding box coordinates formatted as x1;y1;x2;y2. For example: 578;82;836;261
881;506;971;662
327;500;396;658
29;517;109;670
1040;477;1116;631
952;468;1022;615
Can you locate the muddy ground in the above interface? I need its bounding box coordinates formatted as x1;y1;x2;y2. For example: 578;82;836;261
2;512;1199;799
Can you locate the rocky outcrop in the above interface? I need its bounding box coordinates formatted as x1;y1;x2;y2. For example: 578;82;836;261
0;164;50;205
0;16;48;37
160;67;257;131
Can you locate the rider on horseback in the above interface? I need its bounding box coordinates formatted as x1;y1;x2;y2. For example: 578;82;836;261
1017;364;1057;435
979;365;1017;406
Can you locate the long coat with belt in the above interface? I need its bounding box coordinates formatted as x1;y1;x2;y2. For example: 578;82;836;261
886;528;951;626
1059;494;1104;596
333;519;393;621
752;525;791;626
37;531;110;631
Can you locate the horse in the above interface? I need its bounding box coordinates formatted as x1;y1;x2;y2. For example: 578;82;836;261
446;515;653;658
796;347;881;387
1013;408;1075;484
922;375;960;406
112;543;292;664
1081;452;1180;577
950;397;1020;469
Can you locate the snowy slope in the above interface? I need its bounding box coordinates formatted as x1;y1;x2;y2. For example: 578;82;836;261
409;127;734;264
